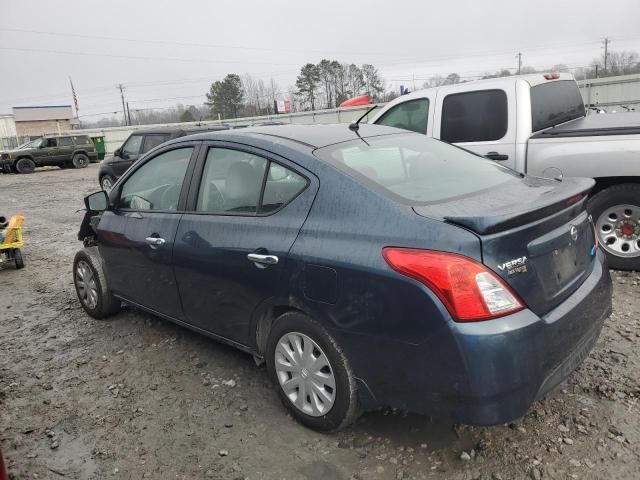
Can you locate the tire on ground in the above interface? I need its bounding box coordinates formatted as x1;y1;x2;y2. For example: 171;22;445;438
14;249;24;269
588;183;640;271
72;153;89;169
15;157;36;174
73;247;121;319
265;310;360;431
100;174;115;191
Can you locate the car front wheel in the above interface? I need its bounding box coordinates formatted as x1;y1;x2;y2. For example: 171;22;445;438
266;311;360;431
590;184;640;271
73;247;121;319
15;157;35;174
100;174;115;191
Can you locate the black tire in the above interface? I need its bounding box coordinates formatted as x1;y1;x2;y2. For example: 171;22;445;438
73;247;121;319
100;174;115;192
15;157;35;174
589;183;640;271
14;249;24;269
266;311;360;431
72;153;89;169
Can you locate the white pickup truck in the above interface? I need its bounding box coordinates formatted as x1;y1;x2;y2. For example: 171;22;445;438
370;73;640;270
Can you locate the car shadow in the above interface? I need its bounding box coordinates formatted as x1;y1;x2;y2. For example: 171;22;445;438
346;410;458;450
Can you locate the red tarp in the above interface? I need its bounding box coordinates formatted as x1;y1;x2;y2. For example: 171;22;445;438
339;95;372;107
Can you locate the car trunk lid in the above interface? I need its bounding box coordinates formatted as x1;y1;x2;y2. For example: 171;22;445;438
414;176;597;315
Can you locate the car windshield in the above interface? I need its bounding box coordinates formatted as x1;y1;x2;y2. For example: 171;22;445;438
17;139;43;149
315;133;521;205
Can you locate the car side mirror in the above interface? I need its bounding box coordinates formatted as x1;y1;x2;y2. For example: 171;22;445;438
85;190;109;211
113;148;121;157
39;143;47;149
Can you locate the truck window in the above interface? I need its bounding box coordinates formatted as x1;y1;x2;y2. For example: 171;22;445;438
530;80;585;132
375;98;429;134
441;90;507;143
58;137;73;147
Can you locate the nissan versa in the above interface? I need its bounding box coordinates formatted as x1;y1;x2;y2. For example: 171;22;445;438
73;124;612;431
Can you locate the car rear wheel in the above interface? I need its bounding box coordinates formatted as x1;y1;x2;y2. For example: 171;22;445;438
589;183;640;270
266;311;359;431
15;157;35;174
100;174;115;191
72;153;89;169
73;247;121;319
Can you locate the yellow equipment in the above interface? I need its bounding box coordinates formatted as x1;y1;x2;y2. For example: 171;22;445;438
0;215;25;269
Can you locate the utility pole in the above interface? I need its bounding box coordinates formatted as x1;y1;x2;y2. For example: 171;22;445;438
117;84;127;126
516;52;522;75
126;102;132;126
603;37;610;75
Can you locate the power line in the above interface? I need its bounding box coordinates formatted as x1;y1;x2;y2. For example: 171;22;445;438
0;46;302;67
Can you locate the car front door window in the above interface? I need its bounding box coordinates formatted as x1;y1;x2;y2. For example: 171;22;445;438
119;147;193;211
142;134;169;154
376;98;430;134
122;135;143;157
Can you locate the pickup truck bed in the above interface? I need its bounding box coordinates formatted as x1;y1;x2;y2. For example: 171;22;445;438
531;112;640;138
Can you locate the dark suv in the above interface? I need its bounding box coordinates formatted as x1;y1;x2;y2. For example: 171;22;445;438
97;126;228;190
1;135;97;173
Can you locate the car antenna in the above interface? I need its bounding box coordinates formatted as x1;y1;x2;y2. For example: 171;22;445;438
348;105;378;145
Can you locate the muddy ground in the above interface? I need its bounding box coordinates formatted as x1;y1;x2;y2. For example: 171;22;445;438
0;165;639;480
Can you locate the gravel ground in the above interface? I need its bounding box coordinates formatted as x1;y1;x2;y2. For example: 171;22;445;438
1;165;639;480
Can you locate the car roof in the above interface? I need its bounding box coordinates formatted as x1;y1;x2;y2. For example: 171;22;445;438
129;126;229;136
179;123;403;149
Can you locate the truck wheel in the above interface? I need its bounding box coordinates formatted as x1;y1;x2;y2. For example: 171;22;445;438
266;311;360;431
72;153;89;169
15;158;35;174
589;184;640;271
73;247;121;319
14;249;24;269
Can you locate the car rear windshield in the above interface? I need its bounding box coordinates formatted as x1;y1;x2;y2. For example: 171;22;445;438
315;133;521;205
530;80;585;132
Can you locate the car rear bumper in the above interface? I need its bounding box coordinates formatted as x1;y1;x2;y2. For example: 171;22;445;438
447;249;611;425
345;249;611;424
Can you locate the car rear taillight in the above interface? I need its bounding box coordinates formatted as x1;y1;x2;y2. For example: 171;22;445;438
543;73;560;80
382;248;524;322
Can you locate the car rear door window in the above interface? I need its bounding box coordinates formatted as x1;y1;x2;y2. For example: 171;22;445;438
142;134;169;154
119;147;193;211
58;137;73;146
196;148;268;214
376;98;429;134
441;90;508;143
122;135;143;156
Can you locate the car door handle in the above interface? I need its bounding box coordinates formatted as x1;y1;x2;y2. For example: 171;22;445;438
247;253;279;267
485;151;509;161
145;236;165;249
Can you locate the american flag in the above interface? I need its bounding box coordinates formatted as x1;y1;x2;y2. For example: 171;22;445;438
69;77;79;116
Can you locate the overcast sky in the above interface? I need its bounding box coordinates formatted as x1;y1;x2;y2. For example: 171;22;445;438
1;0;639;120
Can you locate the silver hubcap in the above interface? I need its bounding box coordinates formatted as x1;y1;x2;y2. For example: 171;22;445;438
101;177;112;191
596;204;640;258
274;332;336;417
76;260;98;310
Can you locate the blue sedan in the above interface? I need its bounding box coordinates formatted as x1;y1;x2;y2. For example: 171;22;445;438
74;124;612;431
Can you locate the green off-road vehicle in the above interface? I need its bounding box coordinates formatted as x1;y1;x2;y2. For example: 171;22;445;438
0;135;97;174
